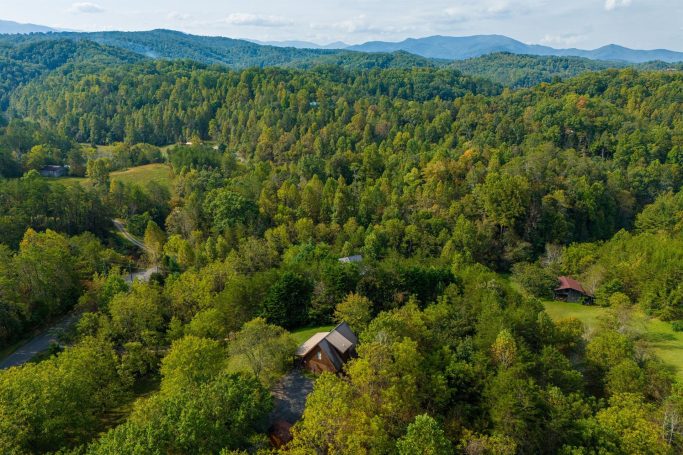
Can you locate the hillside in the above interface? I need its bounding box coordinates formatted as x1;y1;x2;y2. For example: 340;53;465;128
0;30;447;71
1;29;346;69
0;38;142;109
450;53;623;87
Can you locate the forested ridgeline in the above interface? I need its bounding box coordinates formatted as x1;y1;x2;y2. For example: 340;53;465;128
449;52;683;88
10;64;683;258
2;51;683;453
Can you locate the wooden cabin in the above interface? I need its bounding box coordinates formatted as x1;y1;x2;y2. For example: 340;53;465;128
554;276;594;305
295;322;358;374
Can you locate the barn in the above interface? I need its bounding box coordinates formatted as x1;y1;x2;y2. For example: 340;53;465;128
295;322;358;374
554;276;594;304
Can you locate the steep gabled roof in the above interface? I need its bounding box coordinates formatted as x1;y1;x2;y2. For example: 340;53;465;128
295;332;329;357
295;322;358;362
556;276;592;296
318;338;344;371
325;322;357;354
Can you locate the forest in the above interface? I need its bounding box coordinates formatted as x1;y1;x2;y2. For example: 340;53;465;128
1;36;683;454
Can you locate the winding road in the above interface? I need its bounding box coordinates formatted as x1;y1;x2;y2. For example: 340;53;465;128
0;312;81;369
113;219;150;252
0;220;158;369
113;219;159;284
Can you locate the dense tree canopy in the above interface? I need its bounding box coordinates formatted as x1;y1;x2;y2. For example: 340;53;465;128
1;38;683;454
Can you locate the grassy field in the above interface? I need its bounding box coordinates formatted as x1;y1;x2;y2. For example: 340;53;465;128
109;164;173;188
543;301;609;332
543;300;683;379
291;325;335;345
48;163;174;190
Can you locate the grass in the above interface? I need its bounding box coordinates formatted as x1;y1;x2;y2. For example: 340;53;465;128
543;300;609;332
109;163;173;188
291;325;335;345
47;163;174;190
542;300;683;380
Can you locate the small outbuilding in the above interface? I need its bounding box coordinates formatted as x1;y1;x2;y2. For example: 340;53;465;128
338;255;363;264
295;322;358;374
554;276;593;304
39;165;68;178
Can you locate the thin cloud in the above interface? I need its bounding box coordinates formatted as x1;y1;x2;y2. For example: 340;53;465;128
540;33;585;47
167;11;192;21
69;2;105;14
224;13;293;27
605;0;632;11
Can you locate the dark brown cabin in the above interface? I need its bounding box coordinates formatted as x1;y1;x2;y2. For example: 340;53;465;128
295;322;358;374
554;276;594;304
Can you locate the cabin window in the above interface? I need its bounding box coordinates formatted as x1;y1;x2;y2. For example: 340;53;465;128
316;351;322;360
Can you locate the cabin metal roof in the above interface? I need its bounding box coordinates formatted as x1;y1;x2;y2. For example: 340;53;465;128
338;255;363;263
556;276;592;296
295;322;358;360
295;332;329;357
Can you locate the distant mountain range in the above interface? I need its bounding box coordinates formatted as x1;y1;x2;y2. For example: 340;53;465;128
0;19;58;34
1;19;682;65
346;35;683;64
250;40;349;50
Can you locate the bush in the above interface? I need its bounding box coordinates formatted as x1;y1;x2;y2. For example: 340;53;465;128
510;262;557;299
127;212;152;237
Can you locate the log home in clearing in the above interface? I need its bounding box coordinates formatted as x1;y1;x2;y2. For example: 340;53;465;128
554;276;594;305
295;322;358;374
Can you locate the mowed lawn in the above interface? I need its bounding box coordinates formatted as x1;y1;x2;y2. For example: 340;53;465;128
543;300;683;379
291;325;335;345
48;163;174;190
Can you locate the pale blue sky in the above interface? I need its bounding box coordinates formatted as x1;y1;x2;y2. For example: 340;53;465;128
2;0;682;50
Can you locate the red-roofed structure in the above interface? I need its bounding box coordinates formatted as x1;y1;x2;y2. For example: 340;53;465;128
555;276;593;304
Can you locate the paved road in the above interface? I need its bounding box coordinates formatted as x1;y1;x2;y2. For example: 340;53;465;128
270;370;314;424
113;218;158;284
113;219;150;252
0;220;158;369
0;312;81;370
125;266;158;284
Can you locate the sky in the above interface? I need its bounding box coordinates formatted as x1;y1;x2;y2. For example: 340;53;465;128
2;0;682;50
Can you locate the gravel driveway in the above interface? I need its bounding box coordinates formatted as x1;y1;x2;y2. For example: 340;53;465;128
270;369;314;424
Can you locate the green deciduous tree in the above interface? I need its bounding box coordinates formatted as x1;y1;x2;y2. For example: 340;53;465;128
228;317;296;383
397;414;453;455
334;292;373;334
